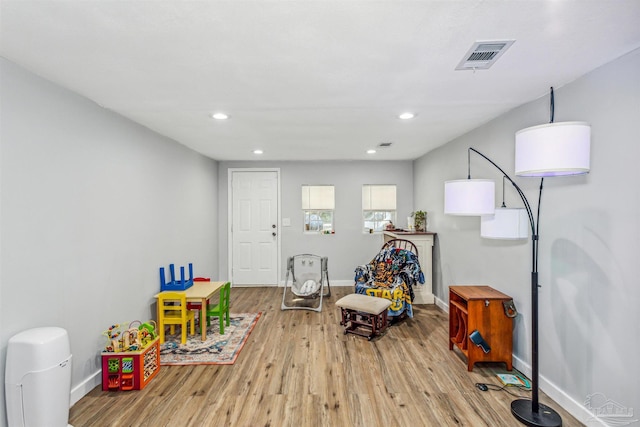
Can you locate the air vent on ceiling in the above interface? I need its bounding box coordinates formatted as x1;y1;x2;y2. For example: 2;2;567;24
378;142;393;147
455;40;515;71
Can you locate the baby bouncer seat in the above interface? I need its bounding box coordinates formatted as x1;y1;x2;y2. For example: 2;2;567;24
281;254;331;312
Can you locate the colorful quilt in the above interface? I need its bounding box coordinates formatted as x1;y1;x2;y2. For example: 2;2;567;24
354;246;424;318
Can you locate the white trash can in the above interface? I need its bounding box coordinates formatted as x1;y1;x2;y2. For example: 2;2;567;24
5;327;73;427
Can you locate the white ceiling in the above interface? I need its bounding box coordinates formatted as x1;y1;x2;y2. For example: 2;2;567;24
2;1;640;161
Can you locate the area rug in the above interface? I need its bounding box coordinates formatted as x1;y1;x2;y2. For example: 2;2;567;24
159;312;261;365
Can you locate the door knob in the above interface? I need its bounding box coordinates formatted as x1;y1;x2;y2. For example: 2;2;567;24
272;232;277;237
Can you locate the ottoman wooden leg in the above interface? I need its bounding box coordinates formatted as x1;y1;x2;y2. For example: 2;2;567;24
335;294;392;340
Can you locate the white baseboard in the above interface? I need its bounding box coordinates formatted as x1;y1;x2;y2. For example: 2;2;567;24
435;295;448;313
278;279;354;287
70;370;101;407
327;280;354;287
440;299;604;426
512;356;607;425
70;293;602;427
69;281;355;407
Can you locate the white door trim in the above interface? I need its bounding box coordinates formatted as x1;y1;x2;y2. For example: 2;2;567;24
228;168;281;286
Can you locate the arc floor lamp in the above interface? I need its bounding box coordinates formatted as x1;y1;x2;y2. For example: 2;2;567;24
444;88;591;427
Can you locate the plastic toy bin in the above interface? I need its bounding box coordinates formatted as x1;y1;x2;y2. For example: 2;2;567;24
101;337;160;391
5;327;72;427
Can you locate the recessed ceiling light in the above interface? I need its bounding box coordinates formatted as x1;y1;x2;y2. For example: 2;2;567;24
367;149;376;154
253;149;263;155
211;112;229;120
398;112;415;120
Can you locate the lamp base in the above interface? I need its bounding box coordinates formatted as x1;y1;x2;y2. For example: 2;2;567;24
511;399;562;427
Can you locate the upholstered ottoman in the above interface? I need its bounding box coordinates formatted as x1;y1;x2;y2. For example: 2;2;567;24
335;293;392;340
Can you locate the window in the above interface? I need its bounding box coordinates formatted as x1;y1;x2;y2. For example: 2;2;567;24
362;184;396;232
302;185;334;233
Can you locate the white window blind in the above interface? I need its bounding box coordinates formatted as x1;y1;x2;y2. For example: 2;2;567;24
301;185;335;210
362;185;396;210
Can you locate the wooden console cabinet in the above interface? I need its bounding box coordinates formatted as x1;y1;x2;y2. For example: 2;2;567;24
449;285;513;371
383;231;435;304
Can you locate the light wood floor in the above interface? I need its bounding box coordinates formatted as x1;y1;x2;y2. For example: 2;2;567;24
70;287;583;426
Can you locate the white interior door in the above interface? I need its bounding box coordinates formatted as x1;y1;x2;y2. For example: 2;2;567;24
230;170;279;285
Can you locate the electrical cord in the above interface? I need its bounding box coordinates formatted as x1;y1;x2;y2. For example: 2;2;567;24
475;382;531;398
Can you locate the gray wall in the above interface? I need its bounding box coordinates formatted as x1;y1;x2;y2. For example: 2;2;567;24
0;59;219;426
414;48;640;423
3;44;637;426
218;161;414;283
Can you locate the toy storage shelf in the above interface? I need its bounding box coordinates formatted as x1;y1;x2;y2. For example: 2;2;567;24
101;338;160;391
448;285;514;372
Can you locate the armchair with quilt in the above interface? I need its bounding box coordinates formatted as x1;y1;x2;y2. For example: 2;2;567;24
354;239;424;318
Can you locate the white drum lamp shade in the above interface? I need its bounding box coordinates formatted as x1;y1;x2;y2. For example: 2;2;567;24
515;121;591;177
444;179;495;216
481;208;529;239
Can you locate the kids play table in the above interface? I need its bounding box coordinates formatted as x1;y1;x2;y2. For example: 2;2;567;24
155;281;227;341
